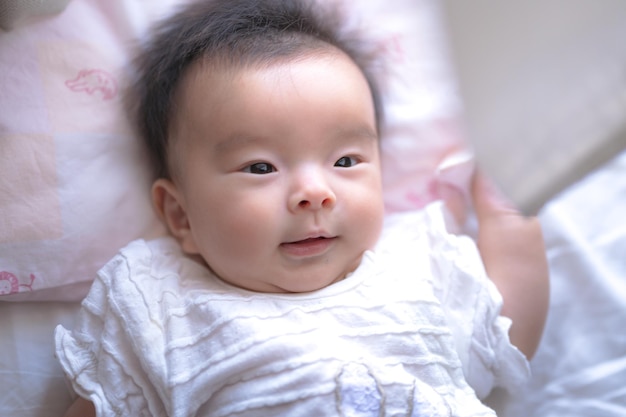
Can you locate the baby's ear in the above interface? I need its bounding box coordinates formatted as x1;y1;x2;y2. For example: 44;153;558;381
151;179;199;254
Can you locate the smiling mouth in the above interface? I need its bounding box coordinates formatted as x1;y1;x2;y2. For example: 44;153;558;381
280;236;336;257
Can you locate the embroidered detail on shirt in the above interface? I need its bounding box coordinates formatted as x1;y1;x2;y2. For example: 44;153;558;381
334;362;451;417
335;362;384;417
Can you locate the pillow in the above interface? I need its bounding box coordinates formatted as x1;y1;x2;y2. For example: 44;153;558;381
0;0;179;301
0;0;464;301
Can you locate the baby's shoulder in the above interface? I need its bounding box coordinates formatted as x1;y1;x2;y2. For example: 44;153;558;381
98;237;181;281
92;237;215;306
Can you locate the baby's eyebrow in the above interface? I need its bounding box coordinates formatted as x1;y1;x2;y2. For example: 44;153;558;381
214;134;263;154
213;125;377;154
334;125;379;142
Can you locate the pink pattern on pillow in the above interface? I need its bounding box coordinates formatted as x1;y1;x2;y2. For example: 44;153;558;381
0;271;36;295
65;69;118;100
405;177;440;208
380;34;406;64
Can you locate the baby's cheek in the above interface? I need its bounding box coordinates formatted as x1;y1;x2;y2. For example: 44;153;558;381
351;189;385;248
213;201;276;250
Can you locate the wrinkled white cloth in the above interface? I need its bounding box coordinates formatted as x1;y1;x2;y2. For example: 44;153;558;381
55;202;529;417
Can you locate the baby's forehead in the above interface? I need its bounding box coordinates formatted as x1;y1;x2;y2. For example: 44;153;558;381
182;45;346;84
165;49;378;179
172;48;368;124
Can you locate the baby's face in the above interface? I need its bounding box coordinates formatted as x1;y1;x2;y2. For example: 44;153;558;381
165;51;384;293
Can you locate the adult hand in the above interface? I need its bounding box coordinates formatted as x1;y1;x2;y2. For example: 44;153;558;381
470;171;550;359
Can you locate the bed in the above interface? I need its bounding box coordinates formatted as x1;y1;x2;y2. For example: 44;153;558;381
1;1;625;416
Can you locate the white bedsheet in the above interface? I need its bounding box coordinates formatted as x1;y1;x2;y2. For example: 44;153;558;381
0;301;80;417
1;153;625;416
492;150;626;417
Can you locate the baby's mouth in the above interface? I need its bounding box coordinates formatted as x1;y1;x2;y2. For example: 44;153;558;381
280;236;336;257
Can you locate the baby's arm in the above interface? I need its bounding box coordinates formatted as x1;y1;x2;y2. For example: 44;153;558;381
63;397;95;417
470;172;550;359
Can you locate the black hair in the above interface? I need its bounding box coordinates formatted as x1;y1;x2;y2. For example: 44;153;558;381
131;0;383;179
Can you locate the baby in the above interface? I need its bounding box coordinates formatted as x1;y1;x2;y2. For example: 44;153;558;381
56;0;549;416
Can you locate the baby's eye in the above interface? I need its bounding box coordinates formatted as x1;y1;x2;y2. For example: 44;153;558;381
243;162;276;174
334;156;358;168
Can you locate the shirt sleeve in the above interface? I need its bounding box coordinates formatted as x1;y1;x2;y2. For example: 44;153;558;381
423;202;531;399
54;240;166;417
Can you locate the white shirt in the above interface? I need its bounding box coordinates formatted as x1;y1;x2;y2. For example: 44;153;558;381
55;203;529;417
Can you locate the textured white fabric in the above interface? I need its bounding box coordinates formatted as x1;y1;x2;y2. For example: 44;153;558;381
55;203;528;417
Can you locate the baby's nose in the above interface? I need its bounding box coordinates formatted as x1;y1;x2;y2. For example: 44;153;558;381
289;170;336;212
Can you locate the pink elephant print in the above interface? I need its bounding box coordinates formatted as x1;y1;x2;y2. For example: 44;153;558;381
65;68;118;100
0;271;36;295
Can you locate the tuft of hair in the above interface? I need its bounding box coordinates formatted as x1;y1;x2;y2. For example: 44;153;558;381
128;0;383;179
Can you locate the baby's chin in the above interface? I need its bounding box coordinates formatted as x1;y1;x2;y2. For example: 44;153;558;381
214;257;364;294
218;274;345;294
278;254;366;294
